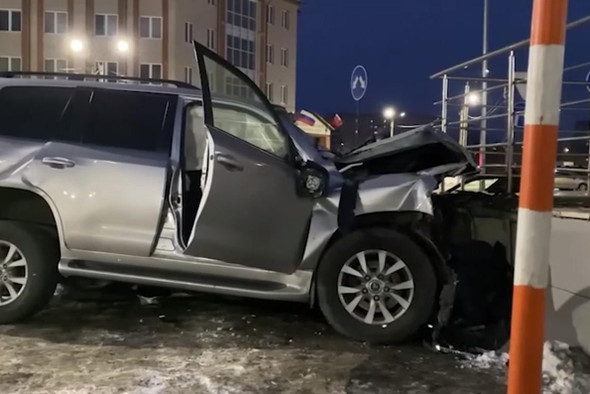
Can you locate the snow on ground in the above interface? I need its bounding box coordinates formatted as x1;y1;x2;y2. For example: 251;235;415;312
463;340;590;394
0;293;510;393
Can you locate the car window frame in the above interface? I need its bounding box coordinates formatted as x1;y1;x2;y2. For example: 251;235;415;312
193;41;298;164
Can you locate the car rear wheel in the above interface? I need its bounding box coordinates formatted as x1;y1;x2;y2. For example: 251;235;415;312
578;183;587;192
0;222;59;324
317;228;437;343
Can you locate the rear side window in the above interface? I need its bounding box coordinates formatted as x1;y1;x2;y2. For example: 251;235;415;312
0;86;76;141
83;89;175;152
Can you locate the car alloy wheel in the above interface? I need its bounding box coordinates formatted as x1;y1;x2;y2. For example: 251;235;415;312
0;241;28;306
337;249;415;325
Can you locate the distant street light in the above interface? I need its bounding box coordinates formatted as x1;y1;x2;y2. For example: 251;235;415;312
383;107;405;137
467;92;481;106
70;39;84;53
564;147;570;153
383;107;395;120
117;40;130;53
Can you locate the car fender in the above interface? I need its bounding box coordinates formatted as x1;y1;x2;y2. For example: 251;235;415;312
300;173;439;271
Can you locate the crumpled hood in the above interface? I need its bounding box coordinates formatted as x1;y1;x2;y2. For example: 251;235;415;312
334;125;477;177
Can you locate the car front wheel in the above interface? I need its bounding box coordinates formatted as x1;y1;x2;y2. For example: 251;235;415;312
317;228;437;343
0;221;59;324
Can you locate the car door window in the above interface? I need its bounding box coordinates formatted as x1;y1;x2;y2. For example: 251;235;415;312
0;86;77;142
201;54;289;159
82;89;176;153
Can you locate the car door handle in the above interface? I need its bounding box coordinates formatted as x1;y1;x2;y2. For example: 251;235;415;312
41;157;76;169
215;153;243;172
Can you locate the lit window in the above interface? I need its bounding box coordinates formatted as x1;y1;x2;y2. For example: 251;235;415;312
95;14;118;36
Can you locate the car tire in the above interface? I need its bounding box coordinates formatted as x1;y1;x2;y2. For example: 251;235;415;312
317;228;437;344
0;221;59;324
578;183;587;192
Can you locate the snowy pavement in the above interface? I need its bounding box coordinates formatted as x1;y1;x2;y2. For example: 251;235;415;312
0;291;587;393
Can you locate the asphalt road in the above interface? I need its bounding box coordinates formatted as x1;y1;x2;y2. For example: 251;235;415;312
0;289;507;394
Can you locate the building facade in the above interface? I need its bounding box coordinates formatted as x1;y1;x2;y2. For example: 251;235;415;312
0;0;298;111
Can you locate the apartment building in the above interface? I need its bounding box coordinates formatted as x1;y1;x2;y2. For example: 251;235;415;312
0;0;298;111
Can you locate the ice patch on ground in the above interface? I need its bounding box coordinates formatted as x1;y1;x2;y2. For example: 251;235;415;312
542;341;590;394
466;350;509;369
463;340;590;394
197;375;243;394
133;374;168;394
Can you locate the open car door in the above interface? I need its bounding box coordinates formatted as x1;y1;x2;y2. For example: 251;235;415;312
185;41;314;274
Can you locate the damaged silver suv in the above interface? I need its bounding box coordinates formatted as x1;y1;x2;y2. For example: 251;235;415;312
0;43;481;344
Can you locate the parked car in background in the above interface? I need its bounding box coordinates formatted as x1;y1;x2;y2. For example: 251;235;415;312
555;169;588;191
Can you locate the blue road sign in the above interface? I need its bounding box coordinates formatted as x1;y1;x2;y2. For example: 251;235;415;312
351;65;368;102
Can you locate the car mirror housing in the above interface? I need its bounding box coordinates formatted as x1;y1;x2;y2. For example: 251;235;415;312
297;161;329;198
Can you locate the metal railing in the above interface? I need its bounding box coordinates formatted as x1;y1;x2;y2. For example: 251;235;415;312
431;14;590;195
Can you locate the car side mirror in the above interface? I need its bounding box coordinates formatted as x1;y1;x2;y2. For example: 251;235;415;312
297;161;329;198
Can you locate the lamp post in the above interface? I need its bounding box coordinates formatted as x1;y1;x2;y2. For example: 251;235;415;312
383;107;395;137
383;107;405;137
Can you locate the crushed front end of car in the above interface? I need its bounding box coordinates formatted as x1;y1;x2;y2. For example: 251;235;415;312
331;126;517;351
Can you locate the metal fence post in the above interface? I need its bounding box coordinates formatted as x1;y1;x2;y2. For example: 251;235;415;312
459;82;470;191
460;82;470;147
506;51;516;193
441;74;448;133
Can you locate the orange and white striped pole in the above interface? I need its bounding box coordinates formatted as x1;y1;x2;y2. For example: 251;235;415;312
507;1;568;393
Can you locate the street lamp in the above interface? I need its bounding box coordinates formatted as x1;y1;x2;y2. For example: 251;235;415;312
467;92;481;106
117;40;130;53
70;39;84;53
383;107;395;120
383;107;406;137
383;107;396;137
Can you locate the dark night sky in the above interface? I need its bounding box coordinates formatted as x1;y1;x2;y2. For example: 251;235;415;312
296;0;590;117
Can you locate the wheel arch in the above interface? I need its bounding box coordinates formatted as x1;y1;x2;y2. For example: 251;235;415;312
0;187;62;241
310;210;451;307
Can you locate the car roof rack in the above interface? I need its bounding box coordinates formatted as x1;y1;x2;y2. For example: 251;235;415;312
0;71;199;90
